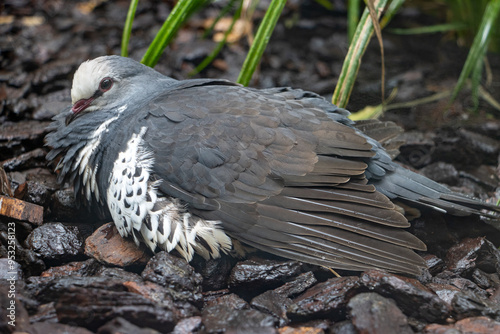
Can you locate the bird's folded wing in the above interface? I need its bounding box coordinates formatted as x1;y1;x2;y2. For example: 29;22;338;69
141;82;427;274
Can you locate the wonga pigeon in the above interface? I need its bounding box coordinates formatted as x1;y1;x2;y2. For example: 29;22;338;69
46;55;500;275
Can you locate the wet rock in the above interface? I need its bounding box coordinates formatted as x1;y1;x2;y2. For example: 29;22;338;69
0;258;23;280
204;292;249;310
25;222;84;262
397;131;435;168
25;322;94;334
251;290;293;325
122;280;199;319
452;291;500;321
348;292;413;334
471;268;500;290
40;259;102;278
422;254;445;276
28;302;58;323
21;180;52;207
360;270;451;322
433;274;490;301
97;317;161;334
32;88;71;120
202;304;276;333
49;189;80;221
445;237;500;275
426;283;461;306
287;276;360;321
55;287;177;332
424;316;500;333
32;59;75;88
0;121;50;157
142;251;203;304
454;316;500;333
85;223;151;267
420;162;459;186
1;148;47;172
274;271;317;297
0;283;30;333
229;257;303;293
0;230;46;276
329;320;357;334
172;316;203;334
194;255;235;291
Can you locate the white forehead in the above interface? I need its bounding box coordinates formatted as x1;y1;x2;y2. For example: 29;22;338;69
71;58;114;103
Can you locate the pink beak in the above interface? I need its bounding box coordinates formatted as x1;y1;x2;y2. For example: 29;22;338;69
72;97;94;114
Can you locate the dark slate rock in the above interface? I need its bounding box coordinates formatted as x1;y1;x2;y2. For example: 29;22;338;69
287;276;360;321
142;251;203;304
97;317;161;334
25;222;84;261
445;237;500;275
452;291;500;321
348;292;413;334
360;270;451;322
229;257;303;293
202;304;276;333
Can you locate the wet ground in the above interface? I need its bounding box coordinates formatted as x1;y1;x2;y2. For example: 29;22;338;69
1;0;500;333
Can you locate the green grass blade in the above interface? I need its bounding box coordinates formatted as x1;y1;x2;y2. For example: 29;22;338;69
348;0;361;42
332;0;389;108
388;22;468;35
237;0;287;86
380;0;406;29
450;0;500;103
121;0;139;57
141;0;207;68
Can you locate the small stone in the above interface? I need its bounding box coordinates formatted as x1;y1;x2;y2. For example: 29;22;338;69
142;251;202;304
251;290;293;325
445;237;500;275
426;283;461;306
85;223;151;267
25;322;94;334
287;276;360;321
455;316;500;333
360;269;451;322
40;259;102;278
97;317;161;334
172;316;203;334
229;257;303;293
451;292;500;320
202;304;276;333
204;292;248;310
25;222;83;261
274;271;317;298
348;292;413;334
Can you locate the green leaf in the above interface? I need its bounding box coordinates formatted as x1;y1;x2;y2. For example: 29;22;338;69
450;0;500;104
237;0;287;86
121;0;139;57
141;0;207;68
332;0;389;108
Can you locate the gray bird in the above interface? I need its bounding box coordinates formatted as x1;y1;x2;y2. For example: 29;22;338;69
46;55;499;275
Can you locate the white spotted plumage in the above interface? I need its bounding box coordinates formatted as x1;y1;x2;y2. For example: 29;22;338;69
105;126;232;260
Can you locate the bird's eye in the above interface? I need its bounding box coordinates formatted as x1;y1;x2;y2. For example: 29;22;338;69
99;77;113;92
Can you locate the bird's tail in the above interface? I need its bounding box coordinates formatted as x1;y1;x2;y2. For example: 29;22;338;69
371;163;500;219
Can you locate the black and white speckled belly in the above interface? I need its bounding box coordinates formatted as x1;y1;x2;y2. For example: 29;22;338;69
106;127;232;260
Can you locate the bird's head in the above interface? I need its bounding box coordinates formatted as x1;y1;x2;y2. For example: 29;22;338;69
69;56;170;121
